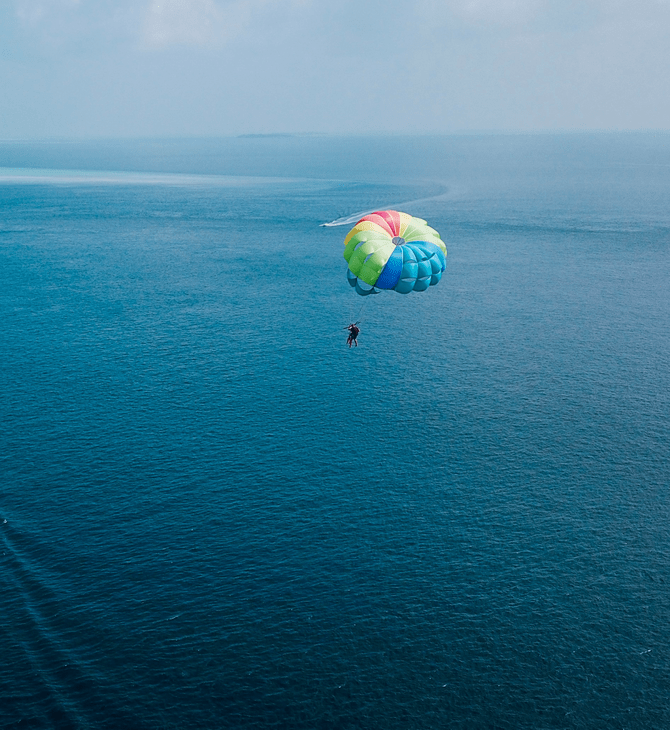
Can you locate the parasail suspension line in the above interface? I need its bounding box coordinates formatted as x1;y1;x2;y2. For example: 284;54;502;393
353;296;368;325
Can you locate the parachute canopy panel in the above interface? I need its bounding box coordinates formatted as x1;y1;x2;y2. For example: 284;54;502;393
343;211;446;296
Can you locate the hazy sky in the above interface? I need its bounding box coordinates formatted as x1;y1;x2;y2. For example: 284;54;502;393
1;0;670;138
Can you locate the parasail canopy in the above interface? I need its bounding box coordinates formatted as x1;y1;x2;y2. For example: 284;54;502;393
343;210;446;296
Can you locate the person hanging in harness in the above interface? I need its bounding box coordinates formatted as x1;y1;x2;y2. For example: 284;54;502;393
345;323;360;348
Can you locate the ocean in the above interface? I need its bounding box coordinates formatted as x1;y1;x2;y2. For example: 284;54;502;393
1;134;670;729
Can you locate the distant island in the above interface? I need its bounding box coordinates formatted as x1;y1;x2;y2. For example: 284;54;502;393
237;133;324;139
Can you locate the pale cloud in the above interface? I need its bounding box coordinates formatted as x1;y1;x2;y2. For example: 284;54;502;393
15;0;81;25
2;0;670;136
8;0;307;54
414;0;544;30
141;0;297;49
11;0;140;52
449;0;541;25
143;0;226;47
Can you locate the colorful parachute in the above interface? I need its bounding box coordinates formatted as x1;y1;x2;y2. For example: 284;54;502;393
343;210;446;296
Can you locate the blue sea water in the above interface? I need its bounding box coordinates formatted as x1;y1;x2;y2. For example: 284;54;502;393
1;134;670;729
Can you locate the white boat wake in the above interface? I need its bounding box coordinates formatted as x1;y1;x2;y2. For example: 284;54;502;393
319;183;455;227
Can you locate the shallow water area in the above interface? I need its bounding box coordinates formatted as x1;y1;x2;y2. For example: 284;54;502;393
2;134;670;729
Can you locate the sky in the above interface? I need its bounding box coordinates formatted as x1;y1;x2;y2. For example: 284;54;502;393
1;0;670;138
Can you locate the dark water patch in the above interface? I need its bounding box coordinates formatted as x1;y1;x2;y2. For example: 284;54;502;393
1;135;670;729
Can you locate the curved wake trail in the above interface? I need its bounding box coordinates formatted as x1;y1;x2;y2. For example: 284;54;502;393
319;183;453;227
0;519;113;729
320;209;377;228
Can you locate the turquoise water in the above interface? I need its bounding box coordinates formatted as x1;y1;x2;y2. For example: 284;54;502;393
2;135;670;729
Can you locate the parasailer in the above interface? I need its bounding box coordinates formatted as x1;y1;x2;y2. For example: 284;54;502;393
343;210;446;296
345;322;360;347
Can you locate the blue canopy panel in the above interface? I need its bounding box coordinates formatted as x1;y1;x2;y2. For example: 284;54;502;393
393;241;445;294
374;247;404;289
346;241;444;296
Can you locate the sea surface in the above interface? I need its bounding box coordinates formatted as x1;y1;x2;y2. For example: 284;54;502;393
1;134;670;729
